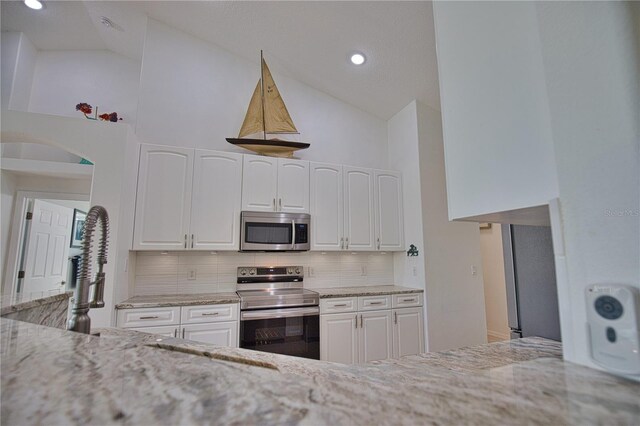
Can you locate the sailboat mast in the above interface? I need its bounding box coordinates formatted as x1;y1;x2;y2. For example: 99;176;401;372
260;50;266;140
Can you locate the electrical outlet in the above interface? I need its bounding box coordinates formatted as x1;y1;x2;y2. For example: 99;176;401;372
412;266;417;277
471;265;477;276
308;266;315;277
361;265;367;276
188;269;197;280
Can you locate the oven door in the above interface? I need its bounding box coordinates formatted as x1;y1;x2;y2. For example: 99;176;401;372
239;307;320;359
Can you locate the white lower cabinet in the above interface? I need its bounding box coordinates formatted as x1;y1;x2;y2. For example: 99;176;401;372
392;307;424;358
359;310;393;363
320;294;424;364
181;322;238;348
320;313;359;364
117;303;239;347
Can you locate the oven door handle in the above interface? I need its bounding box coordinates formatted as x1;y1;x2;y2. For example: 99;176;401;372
241;307;319;321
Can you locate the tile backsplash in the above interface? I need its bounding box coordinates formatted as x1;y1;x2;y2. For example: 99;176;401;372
133;251;395;296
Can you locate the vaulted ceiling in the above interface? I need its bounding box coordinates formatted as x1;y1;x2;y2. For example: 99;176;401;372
1;1;440;119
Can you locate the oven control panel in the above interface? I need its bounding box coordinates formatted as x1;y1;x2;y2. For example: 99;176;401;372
237;266;304;280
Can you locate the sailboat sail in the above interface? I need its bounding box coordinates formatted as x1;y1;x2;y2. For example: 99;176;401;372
238;81;264;138
261;59;298;135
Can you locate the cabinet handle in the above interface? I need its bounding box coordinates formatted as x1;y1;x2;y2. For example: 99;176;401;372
369;301;383;305
201;312;219;316
346;237;349;250
340;237;344;250
402;298;416;302
360;314;363;328
174;328;177;338
273;198;276;211
182;328;185;339
184;234;187;248
139;316;159;320
333;304;347;307
279;198;282;210
394;312;398;324
355;314;358;329
377;237;380;250
191;234;194;249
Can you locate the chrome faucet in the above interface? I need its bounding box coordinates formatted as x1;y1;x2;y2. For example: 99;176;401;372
68;205;109;334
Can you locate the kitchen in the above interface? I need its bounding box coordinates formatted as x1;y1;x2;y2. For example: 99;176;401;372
1;1;639;424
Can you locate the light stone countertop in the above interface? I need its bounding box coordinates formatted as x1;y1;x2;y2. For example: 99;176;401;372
0;291;72;315
115;292;240;309
313;285;423;298
2;317;639;425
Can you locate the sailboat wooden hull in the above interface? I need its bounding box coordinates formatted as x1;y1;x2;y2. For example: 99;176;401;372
226;138;310;158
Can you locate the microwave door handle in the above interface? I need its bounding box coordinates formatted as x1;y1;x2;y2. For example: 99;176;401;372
291;219;296;250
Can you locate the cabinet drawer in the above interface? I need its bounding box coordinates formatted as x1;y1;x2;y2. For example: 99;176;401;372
392;293;423;308
117;307;180;328
130;325;179;338
320;297;358;314
181;303;238;324
358;295;392;311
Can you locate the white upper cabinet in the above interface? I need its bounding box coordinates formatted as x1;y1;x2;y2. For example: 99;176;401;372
190;150;243;250
133;144;193;250
241;155;278;212
133;144;242;251
374;170;404;251
277;158;309;213
343;166;375;251
310;162;343;251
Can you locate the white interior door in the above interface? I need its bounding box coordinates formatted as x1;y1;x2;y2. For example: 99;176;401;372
21;200;73;297
310;163;343;251
277;158;309;213
190;150;243;250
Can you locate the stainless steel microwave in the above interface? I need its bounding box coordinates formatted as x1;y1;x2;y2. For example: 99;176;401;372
240;211;310;252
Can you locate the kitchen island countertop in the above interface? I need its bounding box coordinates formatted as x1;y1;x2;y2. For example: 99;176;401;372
2;317;639;425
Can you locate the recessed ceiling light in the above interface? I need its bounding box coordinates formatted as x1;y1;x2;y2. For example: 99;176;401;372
350;53;366;66
24;0;43;10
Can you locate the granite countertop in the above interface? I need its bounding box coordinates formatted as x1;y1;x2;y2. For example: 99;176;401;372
0;291;72;316
2;318;639;425
115;292;240;309
313;285;423;298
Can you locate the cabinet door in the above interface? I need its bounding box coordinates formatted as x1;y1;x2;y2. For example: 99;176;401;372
374;170;404;251
277;158;309;213
359;310;393;363
133;144;193;250
320;313;358;364
181;322;238;348
310;163;343;251
392;307;424;358
130;325;179;338
343;167;375;251
241;155;278;212
191;150;243;250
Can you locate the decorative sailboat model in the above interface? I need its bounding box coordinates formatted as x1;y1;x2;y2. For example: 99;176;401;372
226;51;310;158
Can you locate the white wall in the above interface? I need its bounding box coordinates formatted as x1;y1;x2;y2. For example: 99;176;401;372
1;32;37;111
387;101;426;290
536;1;640;372
28;50;141;125
417;102;487;352
433;1;559;222
136;19;389;169
479;224;510;342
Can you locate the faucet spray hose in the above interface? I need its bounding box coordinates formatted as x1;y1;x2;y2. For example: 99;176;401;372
78;205;110;281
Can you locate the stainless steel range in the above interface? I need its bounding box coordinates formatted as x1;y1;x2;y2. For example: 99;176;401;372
236;266;320;359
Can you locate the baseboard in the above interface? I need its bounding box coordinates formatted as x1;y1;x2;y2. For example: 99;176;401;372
487;330;510;342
